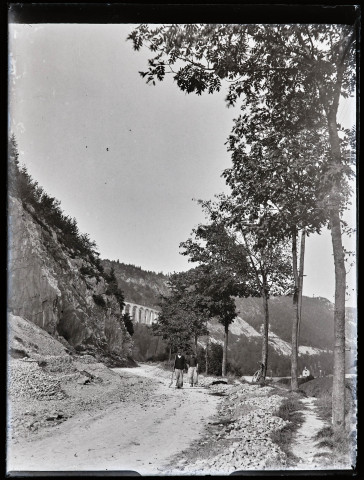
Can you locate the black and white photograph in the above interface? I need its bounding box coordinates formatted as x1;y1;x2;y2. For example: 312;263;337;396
7;4;358;476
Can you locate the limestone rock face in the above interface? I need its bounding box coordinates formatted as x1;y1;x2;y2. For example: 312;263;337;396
8;196;132;359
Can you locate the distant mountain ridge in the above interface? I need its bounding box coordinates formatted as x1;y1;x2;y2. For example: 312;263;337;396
101;261;357;359
106;262;357;375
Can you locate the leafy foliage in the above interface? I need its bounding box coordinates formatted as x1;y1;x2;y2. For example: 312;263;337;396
132;324;169;361
180;212;252;334
181;196;294;379
93;294;107;309
153;267;211;352
104;266;125;311
128;26;356;422
122;312;134;337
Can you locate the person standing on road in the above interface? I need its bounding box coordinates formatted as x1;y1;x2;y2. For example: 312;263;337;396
187;353;199;387
173;349;186;389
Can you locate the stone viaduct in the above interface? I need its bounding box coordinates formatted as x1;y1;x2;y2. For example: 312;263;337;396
122;301;159;325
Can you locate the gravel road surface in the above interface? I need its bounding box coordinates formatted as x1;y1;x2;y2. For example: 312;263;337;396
8;364;220;475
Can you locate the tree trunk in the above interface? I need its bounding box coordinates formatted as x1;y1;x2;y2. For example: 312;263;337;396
154;335;160;356
297;229;306;341
261;286;269;381
205;336;209;375
222;322;229;377
169;346;172;365
194;334;198;355
327;111;347;431
330;200;347;431
291;229;300;391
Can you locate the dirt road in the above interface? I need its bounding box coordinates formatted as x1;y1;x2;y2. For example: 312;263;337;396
7;364;221;475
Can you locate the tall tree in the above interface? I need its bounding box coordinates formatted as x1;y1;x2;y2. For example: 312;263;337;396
153;268;210;354
223;119;333;390
122;312;134;336
191;264;240;377
185;197;293;381
180;215;251;376
105;266;125;312
152;297;197;354
128;24;356;428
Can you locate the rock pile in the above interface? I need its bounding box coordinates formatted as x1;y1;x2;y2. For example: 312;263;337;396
8;359;66;401
197;375;232;388
181;382;289;474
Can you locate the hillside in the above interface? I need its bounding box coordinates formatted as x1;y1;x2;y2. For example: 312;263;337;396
98;258;356;357
127;290;356;376
101;259;170;308
96;260;357;375
8;142;133;366
234;296;336;350
205;295;356;375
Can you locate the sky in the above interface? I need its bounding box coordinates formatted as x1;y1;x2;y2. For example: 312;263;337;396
8;24;357;307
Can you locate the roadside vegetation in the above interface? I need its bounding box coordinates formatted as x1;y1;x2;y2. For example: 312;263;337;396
301;377;357;467
270;395;305;465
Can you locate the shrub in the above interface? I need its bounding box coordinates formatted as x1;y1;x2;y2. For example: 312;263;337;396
315;426;334;440
122;313;134;336
275;397;304;423
270;396;304;464
80;265;95;276
93;294;106;308
104;266;125;311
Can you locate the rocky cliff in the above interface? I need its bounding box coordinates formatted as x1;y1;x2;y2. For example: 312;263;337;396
8;195;132;365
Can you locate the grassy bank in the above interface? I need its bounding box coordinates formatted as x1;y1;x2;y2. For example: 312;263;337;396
269;392;305;465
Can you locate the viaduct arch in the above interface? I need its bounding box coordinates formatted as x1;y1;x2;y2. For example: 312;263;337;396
122;301;159;325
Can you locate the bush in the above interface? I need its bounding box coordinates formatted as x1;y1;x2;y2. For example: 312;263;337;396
104;266;125;311
93;294;106;308
275;397;304;423
80;265;95;276
122;313;134;336
227;361;242;377
270;396;304;464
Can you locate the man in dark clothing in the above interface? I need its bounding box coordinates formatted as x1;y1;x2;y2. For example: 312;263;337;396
187;353;199;387
173;350;186;388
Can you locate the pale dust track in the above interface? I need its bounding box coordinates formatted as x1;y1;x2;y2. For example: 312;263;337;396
291;397;331;469
7;364;220;475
